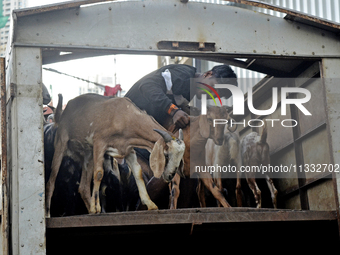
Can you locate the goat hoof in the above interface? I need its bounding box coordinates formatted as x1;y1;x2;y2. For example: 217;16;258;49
146;202;158;210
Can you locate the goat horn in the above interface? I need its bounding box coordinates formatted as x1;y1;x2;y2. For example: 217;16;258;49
178;129;184;140
153;129;173;143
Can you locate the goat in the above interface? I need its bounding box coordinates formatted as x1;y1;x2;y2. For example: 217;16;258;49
169;106;235;209
45;93;185;216
44;108;131;215
205;126;242;207
238;123;278;208
42;83;51;105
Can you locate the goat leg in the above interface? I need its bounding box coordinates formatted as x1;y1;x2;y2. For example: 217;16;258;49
169;174;181;209
126;150;158;210
235;171;243;207
198;172;231;208
246;175;262;208
78;157;94;213
196;179;206;207
90;141;106;214
265;175;278;208
45;138;67;217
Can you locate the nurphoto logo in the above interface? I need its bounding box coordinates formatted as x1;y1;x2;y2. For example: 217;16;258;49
199;82;312;128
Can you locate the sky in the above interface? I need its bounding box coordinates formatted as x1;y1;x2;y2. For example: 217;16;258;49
26;0;158;105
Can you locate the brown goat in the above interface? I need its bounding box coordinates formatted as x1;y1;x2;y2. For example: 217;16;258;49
238;124;278;208
169;106;235;209
45;94;185;216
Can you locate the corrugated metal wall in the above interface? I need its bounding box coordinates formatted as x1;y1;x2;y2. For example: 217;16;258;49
190;0;340;23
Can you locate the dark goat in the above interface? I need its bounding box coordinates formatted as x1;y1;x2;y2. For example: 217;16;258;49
44;123;86;216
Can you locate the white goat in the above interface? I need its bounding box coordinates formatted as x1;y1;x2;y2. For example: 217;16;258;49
205;126;242;207
239;124;278;208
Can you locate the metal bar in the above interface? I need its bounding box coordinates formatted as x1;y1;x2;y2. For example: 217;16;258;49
46;208;337;229
290;85;309;210
1;57;9;255
279;172;332;198
13;1;340;60
9;47;46;255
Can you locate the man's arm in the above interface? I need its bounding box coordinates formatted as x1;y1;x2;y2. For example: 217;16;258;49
140;82;189;128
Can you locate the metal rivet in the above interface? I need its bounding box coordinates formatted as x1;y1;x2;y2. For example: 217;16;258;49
293;51;296;55
21;207;24;210
322;45;325;48
204;6;206;9
38;149;41;152
143;4;145;7
188;27;190;30
39;243;43;247
297;26;300;29
273;50;276;54
18;62;21;65
149;46;152;49
36;55;39;59
20;129;23;132
36;33;39;36
253;50;257;53
267;18;270;21
39;198;42;201
21;244;24;247
312;52;315;55
108;7;111;11
127;45;130;48
38;126;41;129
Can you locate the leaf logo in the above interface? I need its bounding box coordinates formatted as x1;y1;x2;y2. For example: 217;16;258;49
197;82;222;106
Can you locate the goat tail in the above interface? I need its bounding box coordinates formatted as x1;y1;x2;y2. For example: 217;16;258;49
260;120;268;144
54;94;63;126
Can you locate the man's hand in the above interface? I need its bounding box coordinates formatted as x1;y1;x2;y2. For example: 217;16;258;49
172;110;190;128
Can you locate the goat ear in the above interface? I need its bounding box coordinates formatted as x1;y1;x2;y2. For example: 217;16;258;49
199;115;210;138
176;159;185;178
150;139;166;178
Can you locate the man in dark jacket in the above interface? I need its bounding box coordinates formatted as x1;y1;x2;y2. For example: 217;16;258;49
125;64;237;128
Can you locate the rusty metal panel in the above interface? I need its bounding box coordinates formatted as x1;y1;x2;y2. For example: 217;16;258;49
272;146;298;191
308;179;336;211
301;127;331;180
297;79;326;136
321;59;340;233
284;195;302;210
266;105;294;154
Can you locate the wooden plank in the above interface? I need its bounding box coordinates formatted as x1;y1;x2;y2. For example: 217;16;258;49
46;208;337;229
